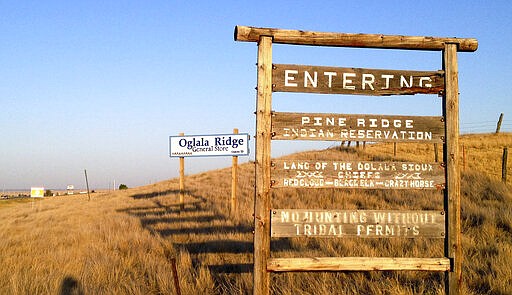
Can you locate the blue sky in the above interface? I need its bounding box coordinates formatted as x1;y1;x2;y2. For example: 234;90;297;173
1;1;511;190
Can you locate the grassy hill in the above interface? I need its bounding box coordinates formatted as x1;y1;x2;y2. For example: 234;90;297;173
0;133;511;294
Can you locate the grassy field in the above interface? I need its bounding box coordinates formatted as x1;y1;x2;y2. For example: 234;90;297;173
0;133;511;294
0;197;41;209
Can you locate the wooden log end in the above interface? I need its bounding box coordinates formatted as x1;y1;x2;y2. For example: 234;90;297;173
234;25;242;41
456;38;478;52
234;25;256;42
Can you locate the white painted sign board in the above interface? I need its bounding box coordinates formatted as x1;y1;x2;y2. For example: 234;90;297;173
169;133;250;157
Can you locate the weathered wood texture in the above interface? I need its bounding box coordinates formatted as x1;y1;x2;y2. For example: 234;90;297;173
235;25;478;52
503;147;508;183
271;160;445;189
272;64;444;95
231;128;239;216
272;112;444;143
271;209;445;238
443;43;462;295
179;132;185;211
496;113;504;133
253;36;273;295
267;257;451;272
435;143;439;162
234;26;476;295
171;258;182;295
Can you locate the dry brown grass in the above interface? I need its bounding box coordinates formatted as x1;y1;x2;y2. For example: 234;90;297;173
365;132;512;182
1;133;511;294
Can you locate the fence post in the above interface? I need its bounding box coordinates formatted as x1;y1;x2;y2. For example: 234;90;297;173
179;132;185;211
496;113;504;134
462;145;466;171
231;128;239;216
171;258;182;295
503;147;508;183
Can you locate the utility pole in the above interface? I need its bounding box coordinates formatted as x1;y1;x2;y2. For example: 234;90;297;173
84;169;91;201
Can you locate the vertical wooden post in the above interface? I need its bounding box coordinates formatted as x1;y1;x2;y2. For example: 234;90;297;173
503;147;508;183
179;132;185;211
231;128;239;216
443;43;462;295
462;145;466;171
434;143;439;163
171;258;182;295
254;35;272;295
496;113;504;134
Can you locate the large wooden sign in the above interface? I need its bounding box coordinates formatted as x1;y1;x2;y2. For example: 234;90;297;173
272;64;444;95
272;112;444;143
271;160;445;189
235;25;477;295
271;209;445;238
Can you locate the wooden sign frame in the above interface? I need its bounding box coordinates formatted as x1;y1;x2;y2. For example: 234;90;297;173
235;25;477;295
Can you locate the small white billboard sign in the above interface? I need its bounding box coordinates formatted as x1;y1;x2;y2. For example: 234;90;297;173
169;133;250;157
31;187;45;198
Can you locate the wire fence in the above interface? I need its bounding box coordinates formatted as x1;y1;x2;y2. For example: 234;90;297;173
461;119;512;134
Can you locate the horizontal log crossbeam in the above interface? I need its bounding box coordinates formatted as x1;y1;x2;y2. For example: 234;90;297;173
235;25;477;52
267;257;451;272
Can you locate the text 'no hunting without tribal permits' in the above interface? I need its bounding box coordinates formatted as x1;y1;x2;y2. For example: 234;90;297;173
271;209;445;238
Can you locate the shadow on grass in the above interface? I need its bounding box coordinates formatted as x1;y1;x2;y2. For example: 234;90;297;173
173;239;292;256
141;214;220;225
119;189;281;279
59;276;83;295
157;225;252;237
207;263;253;274
129;189;207;202
129;189;183;199
118;188;207;217
175;240;253;254
117;204;203;218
